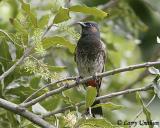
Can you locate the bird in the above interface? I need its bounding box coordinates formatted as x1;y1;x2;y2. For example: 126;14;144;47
74;21;106;117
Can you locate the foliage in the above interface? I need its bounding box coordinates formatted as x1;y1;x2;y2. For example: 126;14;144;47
0;0;160;127
86;86;97;108
136;92;153;128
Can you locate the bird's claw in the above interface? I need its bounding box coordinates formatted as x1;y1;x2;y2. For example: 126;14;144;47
75;76;82;85
93;73;98;80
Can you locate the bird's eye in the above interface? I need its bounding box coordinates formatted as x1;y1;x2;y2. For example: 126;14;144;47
85;23;92;27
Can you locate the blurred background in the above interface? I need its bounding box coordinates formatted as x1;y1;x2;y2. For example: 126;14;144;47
0;0;160;127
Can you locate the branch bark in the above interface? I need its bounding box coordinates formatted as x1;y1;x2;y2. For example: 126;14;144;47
42;84;153;118
21;61;159;108
0;98;56;128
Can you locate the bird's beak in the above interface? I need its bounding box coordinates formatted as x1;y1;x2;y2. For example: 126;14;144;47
77;22;87;27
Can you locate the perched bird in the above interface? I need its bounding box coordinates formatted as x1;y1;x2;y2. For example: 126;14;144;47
75;21;106;116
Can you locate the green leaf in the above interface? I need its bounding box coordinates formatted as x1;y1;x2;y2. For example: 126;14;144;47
0;28;27;51
42;36;76;53
47;65;67;72
5;85;35;102
20;0;30;12
9;33;26;58
148;67;160;75
0;39;11;65
20;0;37;27
28;12;37;27
29;77;41;89
9;18;28;34
136;92;153;128
62;91;74;105
136;92;144;106
69;5;108;19
7;112;19;127
143;107;153;128
53;7;70;24
92;102;124;111
0;29;12;42
38;15;49;28
53;5;108;26
86;86;97;108
41;95;61;111
32;103;48;114
63;88;85;104
75;118;114;128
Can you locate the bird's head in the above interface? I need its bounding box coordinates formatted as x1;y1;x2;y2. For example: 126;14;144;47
77;21;100;38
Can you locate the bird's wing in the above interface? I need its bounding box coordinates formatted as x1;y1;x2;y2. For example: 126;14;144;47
101;40;107;72
74;46;77;62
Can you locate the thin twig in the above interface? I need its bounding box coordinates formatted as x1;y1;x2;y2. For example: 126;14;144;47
41;24;54;38
23;76;77;103
21;61;160;108
42;84;153;118
130;94;156;128
41;24;58;39
0;98;56;128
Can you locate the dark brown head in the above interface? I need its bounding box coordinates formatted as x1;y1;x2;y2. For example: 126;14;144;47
78;22;100;38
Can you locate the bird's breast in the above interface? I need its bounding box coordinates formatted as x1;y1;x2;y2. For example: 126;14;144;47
76;37;104;77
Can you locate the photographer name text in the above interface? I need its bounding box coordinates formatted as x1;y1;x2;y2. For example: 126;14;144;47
117;120;160;127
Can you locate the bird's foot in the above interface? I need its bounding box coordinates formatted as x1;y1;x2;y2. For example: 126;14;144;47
93;73;98;81
75;76;82;85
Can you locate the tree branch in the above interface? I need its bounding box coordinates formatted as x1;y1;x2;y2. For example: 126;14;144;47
42;84;153;118
21;61;159;108
0;98;56;128
20;61;160;107
122;46;160;90
0;47;33;81
23;76;77;103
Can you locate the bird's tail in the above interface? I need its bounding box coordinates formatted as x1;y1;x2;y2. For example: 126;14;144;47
90;97;102;117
